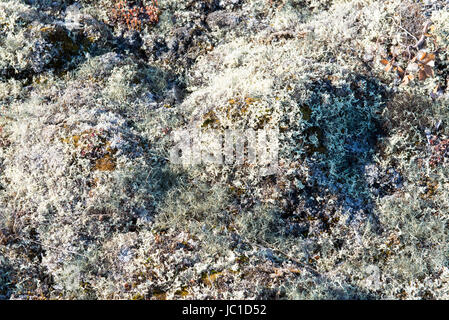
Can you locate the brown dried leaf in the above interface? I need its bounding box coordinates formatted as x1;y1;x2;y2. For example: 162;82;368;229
423;64;434;78
418;69;427;81
396;66;405;78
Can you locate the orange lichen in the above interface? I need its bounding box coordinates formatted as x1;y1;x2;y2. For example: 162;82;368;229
223;96;260;120
94;154;117;171
61;130;117;171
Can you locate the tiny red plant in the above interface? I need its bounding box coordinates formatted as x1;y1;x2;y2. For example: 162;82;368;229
427;134;449;167
110;0;160;31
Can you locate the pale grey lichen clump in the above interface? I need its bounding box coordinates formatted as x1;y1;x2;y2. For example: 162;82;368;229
0;0;449;299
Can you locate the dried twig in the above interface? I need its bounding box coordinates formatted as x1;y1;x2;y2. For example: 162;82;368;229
233;229;322;277
414;20;433;49
263;30;308;44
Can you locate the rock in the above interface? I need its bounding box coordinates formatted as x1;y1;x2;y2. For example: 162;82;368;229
206;11;241;29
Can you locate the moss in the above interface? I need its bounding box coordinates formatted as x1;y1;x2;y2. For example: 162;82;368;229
174;288;189;298
149;288;167;300
201;110;220;128
41;26;80;55
201;270;222;287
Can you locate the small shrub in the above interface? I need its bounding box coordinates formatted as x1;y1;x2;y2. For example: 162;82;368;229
109;0;160;31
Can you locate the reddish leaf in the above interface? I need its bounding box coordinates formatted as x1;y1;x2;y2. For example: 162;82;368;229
396;66;405;78
423;64;434;78
418;69;427;81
